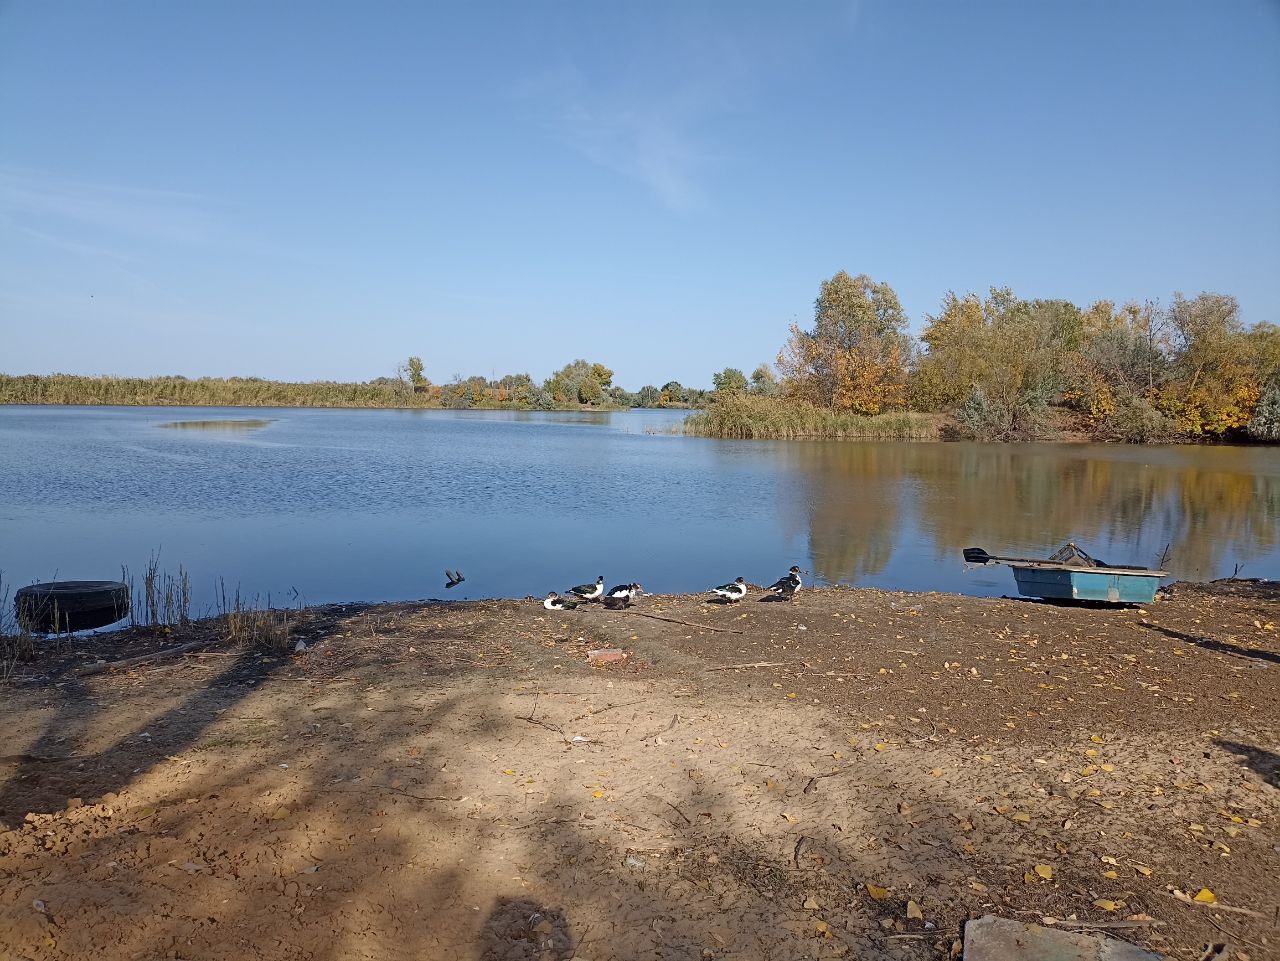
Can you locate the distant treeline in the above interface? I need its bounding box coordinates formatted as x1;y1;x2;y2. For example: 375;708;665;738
0;360;714;412
687;272;1280;443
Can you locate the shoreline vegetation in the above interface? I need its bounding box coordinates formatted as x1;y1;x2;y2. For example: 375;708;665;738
5;271;1278;444
683;394;942;440
0;359;710;414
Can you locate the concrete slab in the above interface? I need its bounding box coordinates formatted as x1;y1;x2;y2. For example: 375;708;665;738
964;915;1164;961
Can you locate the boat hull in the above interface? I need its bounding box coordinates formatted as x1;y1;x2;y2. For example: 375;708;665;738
1011;566;1161;604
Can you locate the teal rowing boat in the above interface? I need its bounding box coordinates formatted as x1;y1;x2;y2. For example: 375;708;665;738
964;543;1167;604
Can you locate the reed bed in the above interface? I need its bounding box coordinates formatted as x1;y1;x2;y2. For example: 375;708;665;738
683;394;941;440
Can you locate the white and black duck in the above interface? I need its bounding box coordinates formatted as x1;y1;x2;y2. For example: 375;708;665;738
566;575;605;602
543;591;578;611
767;566;802;600
602;582;642;609
710;576;748;603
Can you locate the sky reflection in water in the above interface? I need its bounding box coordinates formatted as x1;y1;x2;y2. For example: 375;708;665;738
1;406;1276;613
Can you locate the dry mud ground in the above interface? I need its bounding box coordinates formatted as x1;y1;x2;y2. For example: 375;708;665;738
1;582;1277;961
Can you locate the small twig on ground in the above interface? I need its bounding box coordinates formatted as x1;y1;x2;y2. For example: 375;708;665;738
706;661;794;671
907;721;939;744
1053;919;1167;930
1204;913;1265;950
519;716;567;739
792;835;808;868
662;800;690;825
640;714;679;741
617;610;744;634
330;785;462;803
569;699;646;724
1165;890;1265;918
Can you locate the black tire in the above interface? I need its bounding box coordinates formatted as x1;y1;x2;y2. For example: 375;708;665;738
15;581;130;634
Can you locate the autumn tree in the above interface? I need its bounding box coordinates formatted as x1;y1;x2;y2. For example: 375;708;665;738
777;271;912;414
1154;293;1261;435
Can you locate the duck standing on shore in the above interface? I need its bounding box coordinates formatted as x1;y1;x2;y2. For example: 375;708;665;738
767;566;802;601
710;577;748;603
566;576;605;602
602;583;642;609
543;592;577;611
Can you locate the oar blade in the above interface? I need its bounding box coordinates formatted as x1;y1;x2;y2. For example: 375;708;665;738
963;547;994;565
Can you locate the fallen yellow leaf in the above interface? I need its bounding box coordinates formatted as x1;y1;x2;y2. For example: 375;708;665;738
873;743;887;752
815;920;831;939
1093;899;1120;912
1102;870;1118;879
1193;888;1217;904
866;884;889;901
1033;864;1053;880
1135;866;1152;877
906;900;923;920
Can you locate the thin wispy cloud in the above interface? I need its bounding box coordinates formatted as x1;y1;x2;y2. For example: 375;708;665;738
518;58;744;213
0;167;220;248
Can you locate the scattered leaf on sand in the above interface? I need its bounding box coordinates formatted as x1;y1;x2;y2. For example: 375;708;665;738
1193;888;1217;903
873;743;887;752
906;900;923;920
1094;899;1120;912
803;896;820;910
866;884;889;901
1135;866;1152;877
815;920;832;939
1034;864;1054;880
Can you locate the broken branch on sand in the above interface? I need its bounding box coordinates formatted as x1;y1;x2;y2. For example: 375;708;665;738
76;639;221;676
615;610;744;634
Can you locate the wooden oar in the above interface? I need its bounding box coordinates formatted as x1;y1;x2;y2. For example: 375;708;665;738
963;547;1048;566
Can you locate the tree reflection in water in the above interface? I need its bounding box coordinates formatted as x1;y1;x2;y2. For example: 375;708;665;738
784;441;1280;585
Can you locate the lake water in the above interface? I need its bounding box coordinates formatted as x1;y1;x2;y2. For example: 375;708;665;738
2;405;1277;616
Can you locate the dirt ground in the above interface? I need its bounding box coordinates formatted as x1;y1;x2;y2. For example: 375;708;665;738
1;581;1277;961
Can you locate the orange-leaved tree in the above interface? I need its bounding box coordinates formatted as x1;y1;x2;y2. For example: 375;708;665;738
777;271;913;415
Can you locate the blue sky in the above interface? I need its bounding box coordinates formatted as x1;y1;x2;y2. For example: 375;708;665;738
1;1;1277;389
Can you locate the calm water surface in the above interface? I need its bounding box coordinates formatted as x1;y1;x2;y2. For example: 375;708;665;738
1;405;1277;614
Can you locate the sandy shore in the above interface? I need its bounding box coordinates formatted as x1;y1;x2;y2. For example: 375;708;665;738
1;581;1277;961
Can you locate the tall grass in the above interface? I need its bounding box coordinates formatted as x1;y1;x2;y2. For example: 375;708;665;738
0;572;35;682
683;394;941;440
217;580;292;650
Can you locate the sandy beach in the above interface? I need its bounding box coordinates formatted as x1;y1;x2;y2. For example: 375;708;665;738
1;581;1276;960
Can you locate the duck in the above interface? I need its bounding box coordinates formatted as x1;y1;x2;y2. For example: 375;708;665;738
767;566;802;600
444;569;465;589
710;576;748;603
566;575;605;602
602;582;642;609
543;591;578;611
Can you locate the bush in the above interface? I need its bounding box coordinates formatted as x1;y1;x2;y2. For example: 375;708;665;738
1248;385;1280;441
1105;394;1174;444
954;387;1055;442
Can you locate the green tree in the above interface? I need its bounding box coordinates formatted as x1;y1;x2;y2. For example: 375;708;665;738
636;385;661;407
749;363;780;396
545;359;615;406
406;356;427;390
711;367;748;395
660;381;684;406
777;271;912;413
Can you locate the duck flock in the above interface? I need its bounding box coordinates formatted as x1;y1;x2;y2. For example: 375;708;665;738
542;566;803;611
